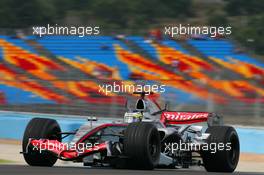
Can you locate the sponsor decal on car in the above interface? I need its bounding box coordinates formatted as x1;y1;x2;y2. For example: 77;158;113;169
161;112;209;124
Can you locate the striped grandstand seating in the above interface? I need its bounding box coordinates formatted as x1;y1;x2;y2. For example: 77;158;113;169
0;39;65;80
0;37;130;105
0;63;68;104
127;37;214;72
210;57;264;79
152;43;214;72
127;36;189;59
115;44;226;103
52;80;125;105
127;36;159;59
187;39;264;68
0;35;263;106
0;47;2;60
127;37;264;102
37;36;130;79
0;84;54;104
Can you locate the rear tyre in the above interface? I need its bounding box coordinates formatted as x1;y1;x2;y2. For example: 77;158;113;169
22;118;61;166
123;122;161;170
201;126;240;172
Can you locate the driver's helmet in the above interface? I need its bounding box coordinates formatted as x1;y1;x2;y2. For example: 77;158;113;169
124;112;143;123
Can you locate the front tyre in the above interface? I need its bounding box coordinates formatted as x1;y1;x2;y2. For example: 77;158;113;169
202;126;240;172
123;122;161;170
22;118;61;166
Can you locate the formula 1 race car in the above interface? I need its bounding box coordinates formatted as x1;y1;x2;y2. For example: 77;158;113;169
21;92;240;172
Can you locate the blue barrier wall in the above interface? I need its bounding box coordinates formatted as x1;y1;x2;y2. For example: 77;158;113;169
0;111;263;154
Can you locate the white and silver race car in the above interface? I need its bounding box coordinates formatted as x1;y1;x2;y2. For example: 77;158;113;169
21;92;240;172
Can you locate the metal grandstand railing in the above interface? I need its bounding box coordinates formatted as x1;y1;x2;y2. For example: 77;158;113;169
0;78;263;126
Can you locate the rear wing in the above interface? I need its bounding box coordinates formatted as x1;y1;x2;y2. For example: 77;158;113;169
161;111;223;126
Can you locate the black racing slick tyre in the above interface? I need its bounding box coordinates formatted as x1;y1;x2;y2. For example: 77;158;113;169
123;122;161;170
22;118;62;166
201;126;240;172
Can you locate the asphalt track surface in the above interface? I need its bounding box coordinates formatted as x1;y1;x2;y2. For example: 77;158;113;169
0;165;263;175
